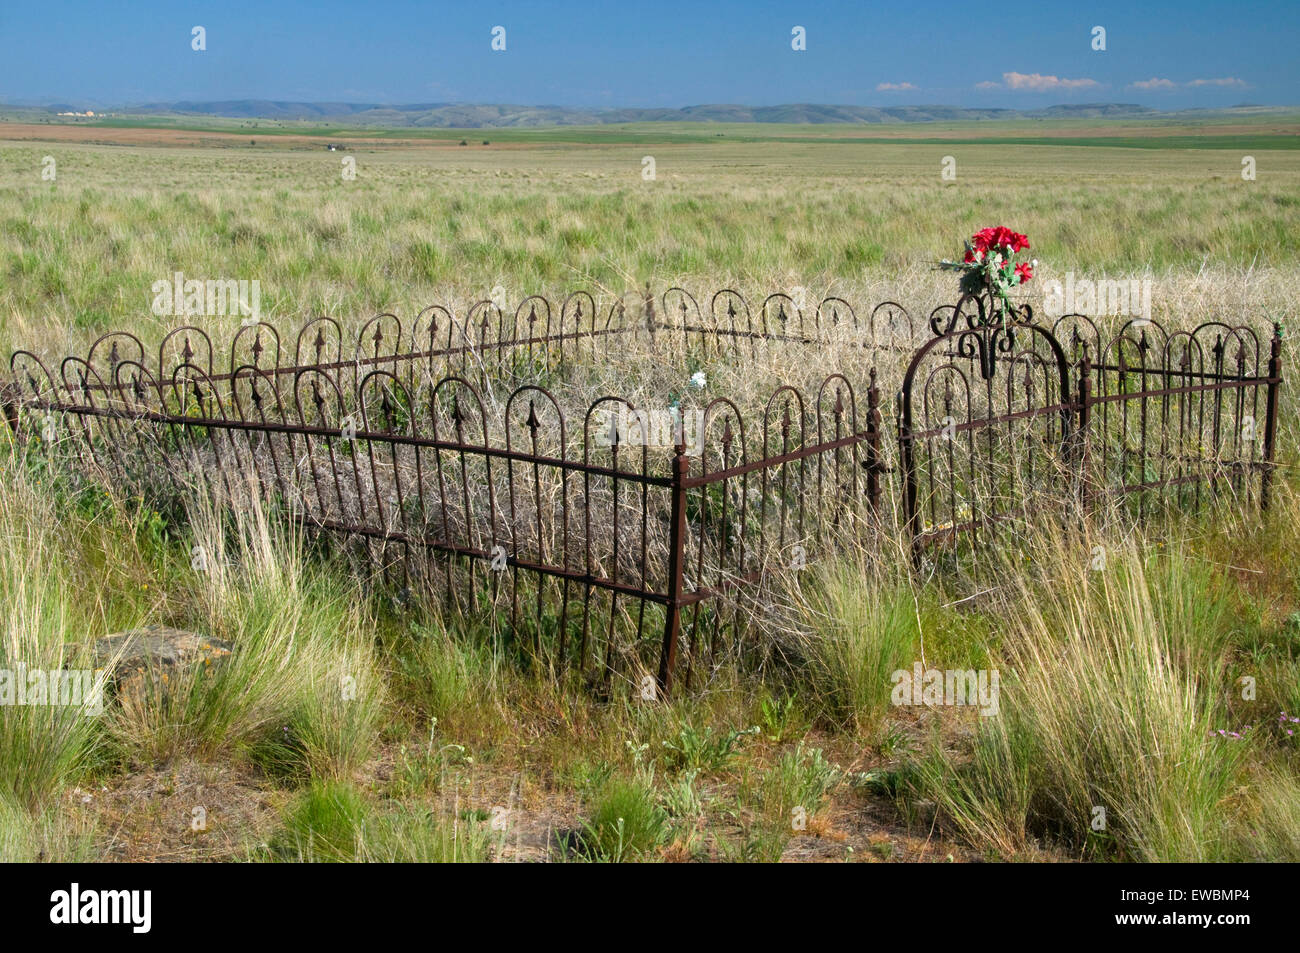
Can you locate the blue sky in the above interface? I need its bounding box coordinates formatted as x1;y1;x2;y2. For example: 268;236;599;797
1;0;1295;109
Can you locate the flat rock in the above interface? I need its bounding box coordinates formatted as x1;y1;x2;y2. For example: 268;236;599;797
94;625;233;686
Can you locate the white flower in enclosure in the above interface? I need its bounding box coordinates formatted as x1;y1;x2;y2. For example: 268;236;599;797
690;371;707;389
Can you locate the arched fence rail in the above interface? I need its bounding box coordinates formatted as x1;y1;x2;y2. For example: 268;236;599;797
898;293;1283;568
1;288;1284;694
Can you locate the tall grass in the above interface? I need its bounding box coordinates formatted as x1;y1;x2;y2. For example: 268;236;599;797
909;531;1268;861
0;451;105;810
269;779;490;862
0;793;96;862
790;563;919;733
2;141;1299;355
103;483;385;776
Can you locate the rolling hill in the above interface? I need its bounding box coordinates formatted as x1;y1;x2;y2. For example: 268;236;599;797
23;99;1178;128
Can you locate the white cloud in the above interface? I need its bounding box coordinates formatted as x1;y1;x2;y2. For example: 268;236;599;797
1128;76;1250;90
1130;77;1178;90
1188;77;1249;88
1001;71;1101;91
977;72;1102;91
876;81;917;91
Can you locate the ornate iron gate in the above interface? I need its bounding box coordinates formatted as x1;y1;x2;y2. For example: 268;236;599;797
898;293;1075;568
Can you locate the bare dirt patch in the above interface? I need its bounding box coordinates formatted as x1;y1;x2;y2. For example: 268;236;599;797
75;759;284;862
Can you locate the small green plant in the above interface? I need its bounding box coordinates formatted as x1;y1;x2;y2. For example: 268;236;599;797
661;769;703;822
850;766;907;798
389;720;470;798
270;779;368;861
878;723;914;759
579;771;668;862
730;742;841;860
717;824;789;863
269;779;489;862
659;723;759;774
764;742;840;823
869;838;896;861
758;691;803;743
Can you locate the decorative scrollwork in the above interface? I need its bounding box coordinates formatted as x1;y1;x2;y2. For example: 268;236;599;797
929;291;1034;338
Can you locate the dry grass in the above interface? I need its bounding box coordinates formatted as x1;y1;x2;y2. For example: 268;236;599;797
2;137;1298;357
1;132;1298;862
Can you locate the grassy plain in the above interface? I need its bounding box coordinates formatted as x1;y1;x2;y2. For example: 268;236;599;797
2;123;1299;350
1;118;1299;862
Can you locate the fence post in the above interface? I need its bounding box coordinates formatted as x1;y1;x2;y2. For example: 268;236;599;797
897;391;921;571
0;381;22;441
1077;344;1093;514
863;367;885;513
643;282;657;350
1261;323;1283;512
657;440;689;696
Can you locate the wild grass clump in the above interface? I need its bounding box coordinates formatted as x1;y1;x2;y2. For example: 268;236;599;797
392;616;502;727
783;549;993;737
722;742;842;862
0;793;97;862
1234;766;1300;860
101;485;385;777
657;722;759;774
268;779;491;862
908;530;1261;861
789;564;920;734
759;742;841;823
0;450;104;810
579;770;669;862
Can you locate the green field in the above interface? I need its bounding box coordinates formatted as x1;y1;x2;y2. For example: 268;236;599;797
3;128;1299;352
9;105;1300;144
2;121;1300;864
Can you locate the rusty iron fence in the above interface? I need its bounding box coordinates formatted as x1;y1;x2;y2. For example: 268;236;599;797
899;292;1283;567
1;287;1283;694
2;290;889;695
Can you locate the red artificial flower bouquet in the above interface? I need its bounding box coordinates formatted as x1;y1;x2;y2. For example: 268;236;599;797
940;226;1037;316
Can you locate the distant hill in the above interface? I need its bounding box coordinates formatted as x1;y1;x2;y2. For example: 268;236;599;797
5;99;1292;129
69;100;1176;128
